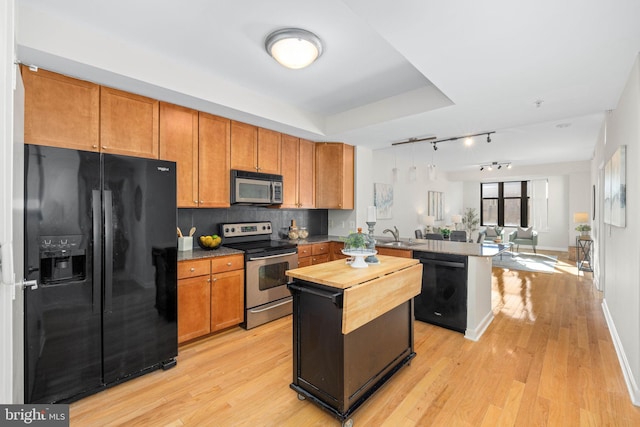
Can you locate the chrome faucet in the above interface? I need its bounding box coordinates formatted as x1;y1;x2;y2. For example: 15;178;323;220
383;226;400;242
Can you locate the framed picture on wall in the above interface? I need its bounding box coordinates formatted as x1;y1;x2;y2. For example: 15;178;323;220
428;191;444;220
604;145;626;227
374;183;393;219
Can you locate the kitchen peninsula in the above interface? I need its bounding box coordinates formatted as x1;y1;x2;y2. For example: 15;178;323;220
286;255;422;426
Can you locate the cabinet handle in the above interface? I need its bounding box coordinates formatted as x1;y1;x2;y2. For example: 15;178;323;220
194;200;198;204
92;145;98;149
227;262;232;266
200;200;204;204
102;146;108;149
212;277;217;282
207;278;211;283
190;267;195;272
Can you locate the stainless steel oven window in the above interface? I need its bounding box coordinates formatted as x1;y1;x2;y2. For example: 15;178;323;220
258;261;290;291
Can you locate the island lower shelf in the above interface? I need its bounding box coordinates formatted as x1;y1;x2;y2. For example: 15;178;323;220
286;256;422;423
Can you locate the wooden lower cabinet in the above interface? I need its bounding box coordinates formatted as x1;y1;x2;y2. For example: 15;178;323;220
376;247;413;258
211;269;244;332
177;275;211;343
178;255;244;344
298;242;330;266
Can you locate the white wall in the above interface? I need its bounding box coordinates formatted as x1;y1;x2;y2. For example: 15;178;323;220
596;55;640;405
370;148;463;239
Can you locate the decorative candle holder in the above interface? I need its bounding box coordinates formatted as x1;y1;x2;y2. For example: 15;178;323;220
365;221;380;264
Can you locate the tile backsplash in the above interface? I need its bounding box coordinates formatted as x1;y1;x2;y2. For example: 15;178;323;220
178;206;328;244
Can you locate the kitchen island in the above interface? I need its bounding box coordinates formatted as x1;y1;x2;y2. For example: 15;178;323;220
286;255;422;426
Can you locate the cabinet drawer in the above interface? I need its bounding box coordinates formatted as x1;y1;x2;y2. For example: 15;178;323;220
211;254;244;273
298;244;312;258
312;243;329;255
178;259;210;279
312;254;330;265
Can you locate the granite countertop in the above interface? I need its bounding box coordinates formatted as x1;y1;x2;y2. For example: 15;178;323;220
178;234;510;262
282;235;510;258
177;246;244;262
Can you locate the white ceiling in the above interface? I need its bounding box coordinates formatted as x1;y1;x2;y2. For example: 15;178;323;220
16;0;640;172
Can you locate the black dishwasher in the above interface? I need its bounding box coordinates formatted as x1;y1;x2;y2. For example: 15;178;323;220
413;252;468;333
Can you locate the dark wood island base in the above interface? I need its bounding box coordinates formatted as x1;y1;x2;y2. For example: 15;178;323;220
286;256;422;426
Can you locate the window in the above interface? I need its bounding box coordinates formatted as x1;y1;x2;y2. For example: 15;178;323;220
481;181;530;227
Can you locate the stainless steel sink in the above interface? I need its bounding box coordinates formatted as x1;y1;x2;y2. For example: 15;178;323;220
379;241;422;247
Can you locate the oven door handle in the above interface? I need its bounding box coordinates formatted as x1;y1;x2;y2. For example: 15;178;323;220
247;251;297;261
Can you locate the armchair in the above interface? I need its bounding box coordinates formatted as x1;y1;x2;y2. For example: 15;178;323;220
477;226;505;244
508;227;538;254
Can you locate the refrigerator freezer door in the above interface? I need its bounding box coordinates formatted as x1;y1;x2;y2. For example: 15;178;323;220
102;154;177;384
24;145;102;403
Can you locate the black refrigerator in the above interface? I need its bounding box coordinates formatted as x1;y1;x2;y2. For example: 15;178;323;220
24;144;178;404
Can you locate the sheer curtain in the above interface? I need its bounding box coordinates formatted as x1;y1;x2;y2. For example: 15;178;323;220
530;179;549;231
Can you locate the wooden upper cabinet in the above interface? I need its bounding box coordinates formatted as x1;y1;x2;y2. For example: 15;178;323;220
199;112;231;208
230;121;281;174
230;121;257;172
280;135;315;209
298;138;315;208
280;134;300;208
315;143;354;209
256;127;281;174
22;66;100;151
100;87;159;159
159;102;199;208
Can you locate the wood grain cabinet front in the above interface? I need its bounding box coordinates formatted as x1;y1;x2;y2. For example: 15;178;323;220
100;87;159;159
22;66;100;151
231;121;281;174
280;135;315;208
315;143;354;209
178;255;244;344
159;105;231;208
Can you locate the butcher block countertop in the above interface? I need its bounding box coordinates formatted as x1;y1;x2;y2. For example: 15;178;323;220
286;255;419;290
287;255;423;335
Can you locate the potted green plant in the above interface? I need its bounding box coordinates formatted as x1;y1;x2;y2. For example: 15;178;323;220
575;224;592;239
440;228;451;239
341;228;369;252
462;208;480;242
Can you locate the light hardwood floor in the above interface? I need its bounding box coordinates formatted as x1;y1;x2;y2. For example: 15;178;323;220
71;251;640;426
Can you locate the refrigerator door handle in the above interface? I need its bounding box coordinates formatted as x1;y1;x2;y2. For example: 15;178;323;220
104;190;113;313
92;190;102;314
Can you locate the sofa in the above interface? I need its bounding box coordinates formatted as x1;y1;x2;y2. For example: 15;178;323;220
508;227;538;253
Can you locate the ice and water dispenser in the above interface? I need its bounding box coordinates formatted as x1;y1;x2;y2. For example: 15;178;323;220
39;235;87;284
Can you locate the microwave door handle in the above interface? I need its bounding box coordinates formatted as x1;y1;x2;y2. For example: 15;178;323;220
270;181;274;203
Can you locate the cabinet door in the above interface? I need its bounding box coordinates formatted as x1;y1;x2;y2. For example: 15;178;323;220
280;134;300;208
298;138;316;208
22;66;100;151
100;87;159;158
257;128;281;174
178;276;211;343
315;143;354;209
230;121;257;172
376;247;412;258
199;112;231;208
211;270;244;332
159;103;199;208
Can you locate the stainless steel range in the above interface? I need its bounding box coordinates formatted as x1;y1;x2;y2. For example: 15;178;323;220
221;222;298;329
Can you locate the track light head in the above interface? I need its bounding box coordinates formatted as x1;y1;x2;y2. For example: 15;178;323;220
432;143;438;151
480;166;484;171
497;164;502;169
487;134;491;143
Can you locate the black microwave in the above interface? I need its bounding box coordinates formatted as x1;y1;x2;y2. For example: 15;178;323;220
230;170;283;206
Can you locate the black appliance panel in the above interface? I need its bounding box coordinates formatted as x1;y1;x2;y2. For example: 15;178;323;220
24;145;102;403
413;252;468;333
102;154;177;384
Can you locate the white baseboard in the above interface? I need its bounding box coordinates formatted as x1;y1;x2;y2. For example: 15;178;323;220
465;311;494;342
602;299;640;406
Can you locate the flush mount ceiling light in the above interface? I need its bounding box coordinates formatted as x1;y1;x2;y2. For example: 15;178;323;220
265;28;323;69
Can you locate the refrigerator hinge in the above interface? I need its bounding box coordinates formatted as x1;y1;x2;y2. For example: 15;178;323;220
23;280;38;290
